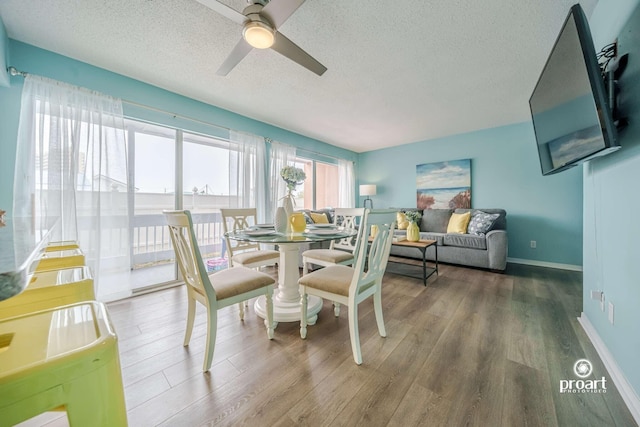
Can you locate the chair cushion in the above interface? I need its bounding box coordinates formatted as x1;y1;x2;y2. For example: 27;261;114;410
232;250;279;266
302;249;354;264
210;267;275;300
298;265;353;297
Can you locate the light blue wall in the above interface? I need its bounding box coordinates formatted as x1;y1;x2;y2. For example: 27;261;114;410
0;16;8;86
0;40;357;213
358;122;584;266
583;0;640;403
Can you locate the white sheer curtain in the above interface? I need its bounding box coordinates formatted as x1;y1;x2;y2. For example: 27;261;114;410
268;140;296;220
338;159;355;208
13;75;131;301
228;130;267;222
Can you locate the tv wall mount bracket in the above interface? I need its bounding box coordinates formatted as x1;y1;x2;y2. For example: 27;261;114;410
599;41;629;131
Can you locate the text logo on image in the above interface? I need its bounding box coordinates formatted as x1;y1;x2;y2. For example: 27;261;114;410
560;359;607;394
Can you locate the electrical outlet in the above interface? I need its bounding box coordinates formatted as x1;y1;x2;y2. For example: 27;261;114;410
609;302;614;324
530;240;537;249
590;290;605;311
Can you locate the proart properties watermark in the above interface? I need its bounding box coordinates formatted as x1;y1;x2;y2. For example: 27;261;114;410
559;359;607;394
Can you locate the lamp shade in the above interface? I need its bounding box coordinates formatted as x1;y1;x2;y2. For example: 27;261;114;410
359;185;377;196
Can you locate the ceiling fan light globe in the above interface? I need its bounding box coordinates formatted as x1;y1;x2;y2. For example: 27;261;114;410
243;22;275;49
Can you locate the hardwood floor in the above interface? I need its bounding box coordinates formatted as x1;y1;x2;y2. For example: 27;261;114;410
18;263;637;426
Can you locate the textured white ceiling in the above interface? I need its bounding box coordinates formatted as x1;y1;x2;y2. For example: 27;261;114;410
0;0;598;153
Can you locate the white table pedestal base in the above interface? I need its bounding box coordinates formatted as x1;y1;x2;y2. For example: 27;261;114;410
253;241;322;327
254;292;322;326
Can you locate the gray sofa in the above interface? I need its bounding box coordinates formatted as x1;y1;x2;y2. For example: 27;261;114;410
391;208;508;271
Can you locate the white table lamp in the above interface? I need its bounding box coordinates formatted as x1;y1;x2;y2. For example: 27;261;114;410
359;184;377;209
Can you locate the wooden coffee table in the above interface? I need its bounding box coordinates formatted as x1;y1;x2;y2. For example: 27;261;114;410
387;239;438;285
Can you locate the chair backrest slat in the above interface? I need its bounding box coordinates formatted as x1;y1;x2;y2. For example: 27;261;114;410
220;208;261;256
350;209;397;296
331;207;365;252
164;210;215;300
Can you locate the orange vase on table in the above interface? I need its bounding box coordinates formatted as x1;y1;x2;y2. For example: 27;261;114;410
289;212;307;233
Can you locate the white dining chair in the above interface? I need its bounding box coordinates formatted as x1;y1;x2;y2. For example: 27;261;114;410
298;209;397;365
164;210;275;372
301;207;365;276
220;208;280;270
220;208;280;315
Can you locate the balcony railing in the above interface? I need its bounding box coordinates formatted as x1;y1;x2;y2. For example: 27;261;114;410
45;192;242;275
132;212;226;268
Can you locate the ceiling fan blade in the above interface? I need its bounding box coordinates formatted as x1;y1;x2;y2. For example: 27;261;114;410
194;0;246;25
261;0;305;29
271;32;327;76
216;38;253;76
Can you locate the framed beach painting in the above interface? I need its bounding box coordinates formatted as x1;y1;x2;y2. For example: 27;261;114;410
416;159;471;210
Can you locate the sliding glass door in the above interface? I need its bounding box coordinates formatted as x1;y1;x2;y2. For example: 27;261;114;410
126;121;235;290
182;132;230;267
127;120;177;288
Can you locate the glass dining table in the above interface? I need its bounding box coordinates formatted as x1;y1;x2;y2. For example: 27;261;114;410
225;226;357;326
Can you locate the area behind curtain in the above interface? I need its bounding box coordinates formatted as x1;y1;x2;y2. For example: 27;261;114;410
338;159;355;208
228;130;267;222
268;140;296;221
13;75;131;301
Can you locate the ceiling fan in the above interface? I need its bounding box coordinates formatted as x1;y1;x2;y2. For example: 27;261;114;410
196;0;327;76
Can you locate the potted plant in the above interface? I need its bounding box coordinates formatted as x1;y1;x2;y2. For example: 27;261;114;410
405;210;422;242
280;165;306;195
276;166;306;233
280;166;306;213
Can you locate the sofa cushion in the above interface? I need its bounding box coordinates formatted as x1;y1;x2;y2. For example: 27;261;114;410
455;208;506;231
310;212;329;224
467;211;500;236
396;212;409;230
302;211;314;224
420;232;445;245
394;230;444;245
446;212;471;234
420;209;453;233
301;209;334;224
391;207;423;214
443;233;487;250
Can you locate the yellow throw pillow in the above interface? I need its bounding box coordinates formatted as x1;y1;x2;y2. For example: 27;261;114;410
447;211;471;234
396;212;409;230
310;212;329;224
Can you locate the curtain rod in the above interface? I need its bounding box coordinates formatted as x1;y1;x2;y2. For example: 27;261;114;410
8;65;230;132
8;66;28;78
120;98;232;133
7;65;352;162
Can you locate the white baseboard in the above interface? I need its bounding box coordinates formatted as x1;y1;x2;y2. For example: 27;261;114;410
507;257;582;271
578;313;640;424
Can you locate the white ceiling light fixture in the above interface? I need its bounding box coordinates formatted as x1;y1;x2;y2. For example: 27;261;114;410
195;0;327;76
243;21;275;49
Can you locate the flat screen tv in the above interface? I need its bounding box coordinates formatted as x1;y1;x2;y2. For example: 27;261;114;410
529;4;620;176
